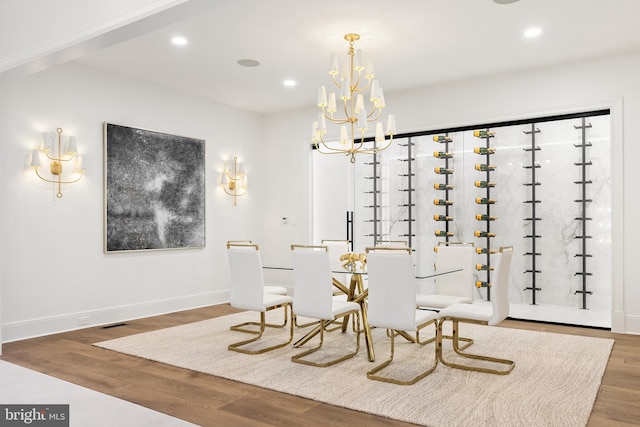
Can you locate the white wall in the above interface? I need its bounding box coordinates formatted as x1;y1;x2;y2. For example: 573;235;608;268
0;62;263;342
261;49;640;334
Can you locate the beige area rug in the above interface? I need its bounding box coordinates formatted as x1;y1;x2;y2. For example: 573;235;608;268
94;311;613;427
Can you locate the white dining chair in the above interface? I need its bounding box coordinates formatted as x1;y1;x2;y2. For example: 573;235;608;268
437;246;515;374
290;245;361;367
365;247;440;385
227;241;288;295
226;243;294;354
416;242;474;310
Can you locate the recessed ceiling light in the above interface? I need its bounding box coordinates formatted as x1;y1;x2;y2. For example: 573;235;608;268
171;36;188;46
524;27;542;38
494;0;520;4
237;59;260;67
283;80;296;87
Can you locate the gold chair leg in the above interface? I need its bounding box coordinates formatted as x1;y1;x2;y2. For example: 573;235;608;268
291;311;361;367
228;304;294;355
437;318;515;375
231;305;289;333
367;323;438;385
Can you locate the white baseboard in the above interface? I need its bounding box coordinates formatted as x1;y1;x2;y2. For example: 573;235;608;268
1;290;230;343
623;314;640;335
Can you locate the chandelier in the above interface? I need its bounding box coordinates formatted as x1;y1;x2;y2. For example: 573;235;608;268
311;33;396;163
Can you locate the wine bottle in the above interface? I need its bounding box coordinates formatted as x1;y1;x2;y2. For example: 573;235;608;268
475;197;497;205
433;199;453;206
476;247;498;254
434;183;454;190
476;214;498;221
474;230;496;238
475;280;491;288
475;180;497;188
433;135;452;142
434;167;454;174
474;147;496;155
475;164;496;171
433;151;453;159
473;130;495;138
475;264;494;271
433;214;454;221
435;230;454;237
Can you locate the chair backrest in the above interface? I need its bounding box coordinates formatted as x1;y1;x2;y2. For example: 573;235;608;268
291;245;334;320
434;243;474;299
227;243;265;311
365;247;418;331
489;246;514;326
320;239;350;272
375;240;409;248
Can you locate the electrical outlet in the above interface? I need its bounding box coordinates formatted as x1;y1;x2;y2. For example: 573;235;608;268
78;316;90;326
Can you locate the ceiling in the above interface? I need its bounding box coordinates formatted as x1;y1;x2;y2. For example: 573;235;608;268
75;0;640;115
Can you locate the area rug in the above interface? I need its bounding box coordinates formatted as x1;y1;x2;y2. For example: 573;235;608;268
94;311;613;427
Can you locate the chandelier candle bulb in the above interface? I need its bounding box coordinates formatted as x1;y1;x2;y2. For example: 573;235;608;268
30;149;40;167
354;49;364;70
327;93;337;113
386;114;396;135
340;126;349;144
357;109;368;131
375;122;384;143
329;54;339;75
364;59;375;78
317;86;327;107
340;79;351;100
370;80;380;102
316;113;327;134
355;94;364;113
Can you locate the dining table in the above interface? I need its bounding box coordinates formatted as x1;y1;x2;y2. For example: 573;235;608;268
263;263;462;362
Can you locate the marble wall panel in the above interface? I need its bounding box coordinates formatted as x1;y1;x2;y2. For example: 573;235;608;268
352;114;611;322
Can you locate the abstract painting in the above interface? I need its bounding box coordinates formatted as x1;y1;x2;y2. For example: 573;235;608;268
104;123;205;252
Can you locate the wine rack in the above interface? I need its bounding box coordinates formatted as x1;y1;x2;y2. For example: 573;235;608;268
573;118;594;309
522;124;542;304
432;134;455;247
396;138;416;246
473;129;497;300
363;154;381;244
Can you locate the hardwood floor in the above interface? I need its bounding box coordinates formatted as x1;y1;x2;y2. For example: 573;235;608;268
1;304;639;426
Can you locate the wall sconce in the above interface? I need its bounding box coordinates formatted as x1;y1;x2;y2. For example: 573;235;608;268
221;156;247;206
31;127;85;198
